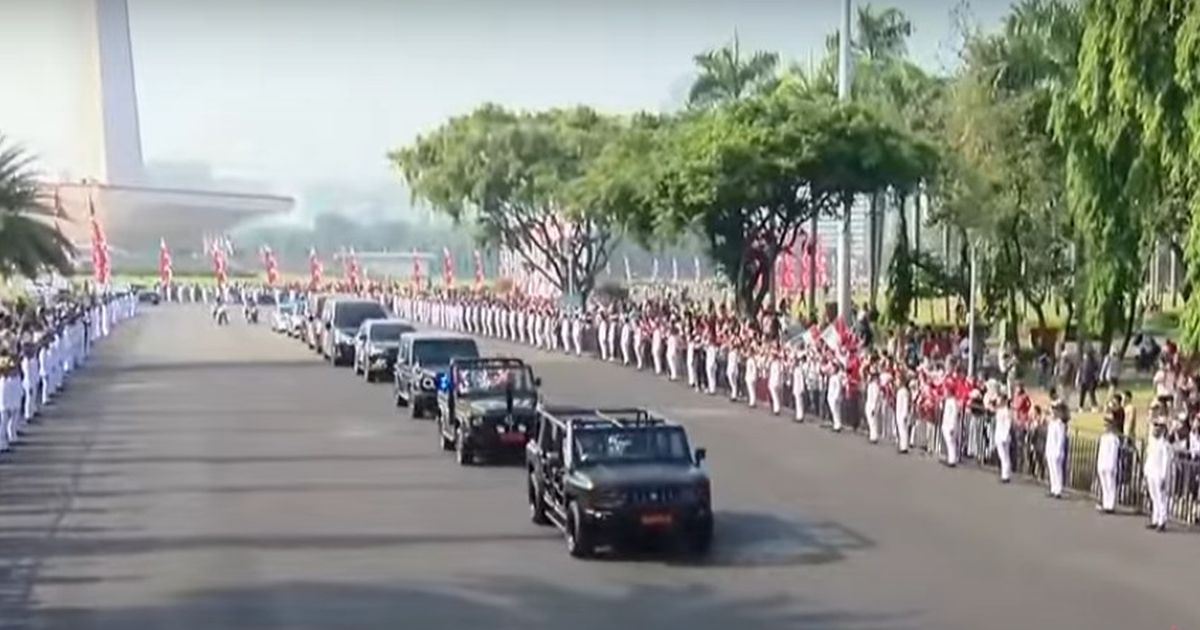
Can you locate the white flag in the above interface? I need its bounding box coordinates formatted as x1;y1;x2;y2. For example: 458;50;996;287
672;257;679;283
694;256;702;282
652;258;659;280
623;256;632;282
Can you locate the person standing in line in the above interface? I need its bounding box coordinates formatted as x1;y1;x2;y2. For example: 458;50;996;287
1095;396;1122;513
767;343;784;416
894;373;912;453
744;341;760;409
1099;347;1121;399
620;314;633;366
726;336;741;402
1143;419;1173;531
1044;399;1068;498
704;327;720;395
571;309;584;357
826;361;845;433
685;321;699;389
666;321;680;382
864;367;881;444
633;316;646;370
941;369;962;467
993;391;1014;483
791;348;806;422
651;319;664;376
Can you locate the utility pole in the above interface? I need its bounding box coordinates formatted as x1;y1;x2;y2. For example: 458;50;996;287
836;0;854;322
967;238;978;379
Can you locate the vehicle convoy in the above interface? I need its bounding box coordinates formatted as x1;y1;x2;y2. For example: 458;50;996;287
353;318;416;382
305;293;331;351
321;298;390;366
393;332;480;419
272;302;299;334
526;406;713;558
435;357;542;465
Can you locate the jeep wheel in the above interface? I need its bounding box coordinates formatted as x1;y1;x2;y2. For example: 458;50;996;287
688;519;714;556
566;502;593;558
528;474;549;525
410;400;423;419
455;428;473;465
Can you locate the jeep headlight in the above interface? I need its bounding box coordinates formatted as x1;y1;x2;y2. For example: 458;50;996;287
471;416;483;427
592;489;626;510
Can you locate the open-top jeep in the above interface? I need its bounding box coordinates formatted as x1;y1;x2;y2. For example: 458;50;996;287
526;406;713;558
436;357;541;465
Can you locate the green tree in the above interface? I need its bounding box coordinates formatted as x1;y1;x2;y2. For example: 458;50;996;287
639;88;935;315
687;32;780;108
391;105;620;303
0;137;74;279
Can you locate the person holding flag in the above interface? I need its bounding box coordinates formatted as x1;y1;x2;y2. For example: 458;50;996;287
309;248;324;290
442;247;454;288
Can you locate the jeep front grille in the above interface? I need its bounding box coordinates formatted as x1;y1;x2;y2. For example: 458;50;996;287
626;486;681;505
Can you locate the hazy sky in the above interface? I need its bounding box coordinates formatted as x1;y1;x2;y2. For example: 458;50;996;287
0;0;1010;195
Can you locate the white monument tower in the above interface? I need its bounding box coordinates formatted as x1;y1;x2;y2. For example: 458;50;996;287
81;0;143;185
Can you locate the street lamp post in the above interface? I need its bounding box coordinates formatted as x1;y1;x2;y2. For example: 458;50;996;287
836;0;854;322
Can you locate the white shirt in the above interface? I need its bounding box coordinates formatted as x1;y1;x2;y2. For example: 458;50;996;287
994;407;1013;444
1045;419;1066;459
1143;435;1173;480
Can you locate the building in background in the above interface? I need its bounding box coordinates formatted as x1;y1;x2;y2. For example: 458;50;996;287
47;0;291;269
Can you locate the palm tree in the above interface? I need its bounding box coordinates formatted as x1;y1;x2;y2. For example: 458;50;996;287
854;4;914;61
687;31;780;108
0;136;74;279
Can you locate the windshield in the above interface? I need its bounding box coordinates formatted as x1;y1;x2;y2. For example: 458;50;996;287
413;339;479;366
572;427;691;466
334;302;388;329
370;323;413;341
455;365;535;396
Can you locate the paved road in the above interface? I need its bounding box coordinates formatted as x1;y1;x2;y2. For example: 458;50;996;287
0;306;1195;630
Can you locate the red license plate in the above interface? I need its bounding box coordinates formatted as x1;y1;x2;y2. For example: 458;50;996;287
640;513;674;527
500;432;526;444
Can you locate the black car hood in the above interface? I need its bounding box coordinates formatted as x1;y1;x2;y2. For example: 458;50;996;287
466;396;538;415
575;463;706;488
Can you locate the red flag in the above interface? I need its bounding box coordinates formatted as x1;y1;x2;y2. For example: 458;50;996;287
211;243;228;286
159;238;173;286
88;197;110;285
411;248;423;287
346;248;361;290
473;249;484;289
442;247;454;288
308;248;323;288
262;246;279;286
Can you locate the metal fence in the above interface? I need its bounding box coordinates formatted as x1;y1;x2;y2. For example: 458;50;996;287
433;306;1200;528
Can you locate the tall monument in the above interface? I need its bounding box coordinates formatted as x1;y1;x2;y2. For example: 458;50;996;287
81;0;144;185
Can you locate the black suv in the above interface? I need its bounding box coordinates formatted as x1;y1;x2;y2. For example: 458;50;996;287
526;406;713;558
393;332;481;418
435;357;542;465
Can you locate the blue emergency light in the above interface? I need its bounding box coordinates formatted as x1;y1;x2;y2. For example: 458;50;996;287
436;372;451;392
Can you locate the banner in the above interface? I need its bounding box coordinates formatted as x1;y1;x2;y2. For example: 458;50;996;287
158;238;172;286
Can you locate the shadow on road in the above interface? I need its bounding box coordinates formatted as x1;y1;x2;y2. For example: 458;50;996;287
11;578;916;630
94;360;325;375
599;511;874;568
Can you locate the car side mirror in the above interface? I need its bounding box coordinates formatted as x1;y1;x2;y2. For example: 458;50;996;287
534;377;543;387
695;448;707;464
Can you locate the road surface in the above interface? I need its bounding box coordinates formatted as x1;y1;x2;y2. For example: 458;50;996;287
0;305;1194;630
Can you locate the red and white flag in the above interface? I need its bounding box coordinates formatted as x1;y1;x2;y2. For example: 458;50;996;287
473;249;484;289
442;247;454;288
345;248;361;289
89;198;111;286
308;248;323;288
212;243;228;286
159;238;173;286
262;246;279;286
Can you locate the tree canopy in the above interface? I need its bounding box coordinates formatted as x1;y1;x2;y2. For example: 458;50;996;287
0;137;74;279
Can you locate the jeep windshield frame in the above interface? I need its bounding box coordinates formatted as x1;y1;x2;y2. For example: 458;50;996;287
570;426;693;467
453;364;537;398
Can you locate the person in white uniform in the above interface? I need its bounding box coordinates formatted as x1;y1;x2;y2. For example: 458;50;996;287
863;369;881;444
993;391;1013;483
1095;403;1122;513
790;349;806;422
1044;398;1067;498
1143;419;1173;531
894;374;911;453
826;364;844;433
725;341;741;402
743;345;758;408
665;324;680;382
766;345;783;416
